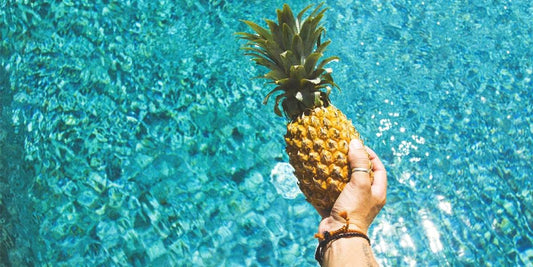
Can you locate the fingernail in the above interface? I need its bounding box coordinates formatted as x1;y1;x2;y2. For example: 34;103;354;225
351;139;363;149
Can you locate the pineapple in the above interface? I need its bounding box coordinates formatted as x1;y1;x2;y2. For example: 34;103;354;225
237;4;373;215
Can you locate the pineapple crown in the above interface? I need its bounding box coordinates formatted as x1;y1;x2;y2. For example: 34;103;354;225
237;3;340;121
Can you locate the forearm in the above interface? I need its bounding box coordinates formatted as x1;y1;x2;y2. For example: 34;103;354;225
323;237;378;267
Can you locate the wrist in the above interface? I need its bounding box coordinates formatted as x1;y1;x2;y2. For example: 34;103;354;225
323;237;377;267
318;216;368;237
314;221;373;266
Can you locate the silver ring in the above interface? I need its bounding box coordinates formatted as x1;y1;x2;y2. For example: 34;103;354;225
351;168;371;173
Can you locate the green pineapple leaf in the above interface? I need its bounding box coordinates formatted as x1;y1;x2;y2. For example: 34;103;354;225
237;3;339;120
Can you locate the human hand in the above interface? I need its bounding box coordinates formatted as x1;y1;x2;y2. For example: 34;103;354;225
318;139;387;235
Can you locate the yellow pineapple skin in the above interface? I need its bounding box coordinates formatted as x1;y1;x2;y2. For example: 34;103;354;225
285;105;371;214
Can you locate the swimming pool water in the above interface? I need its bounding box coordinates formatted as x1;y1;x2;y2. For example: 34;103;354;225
1;0;532;266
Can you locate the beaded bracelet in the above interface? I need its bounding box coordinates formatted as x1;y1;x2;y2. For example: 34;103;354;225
314;212;371;265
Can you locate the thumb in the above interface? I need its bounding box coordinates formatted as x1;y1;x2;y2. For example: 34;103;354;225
348;139;372;186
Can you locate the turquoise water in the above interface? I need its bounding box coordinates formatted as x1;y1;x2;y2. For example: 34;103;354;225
0;0;532;266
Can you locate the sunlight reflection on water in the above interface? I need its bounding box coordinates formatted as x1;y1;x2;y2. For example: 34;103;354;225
420;209;444;253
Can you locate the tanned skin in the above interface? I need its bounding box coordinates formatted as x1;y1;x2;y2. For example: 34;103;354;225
317;139;387;266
